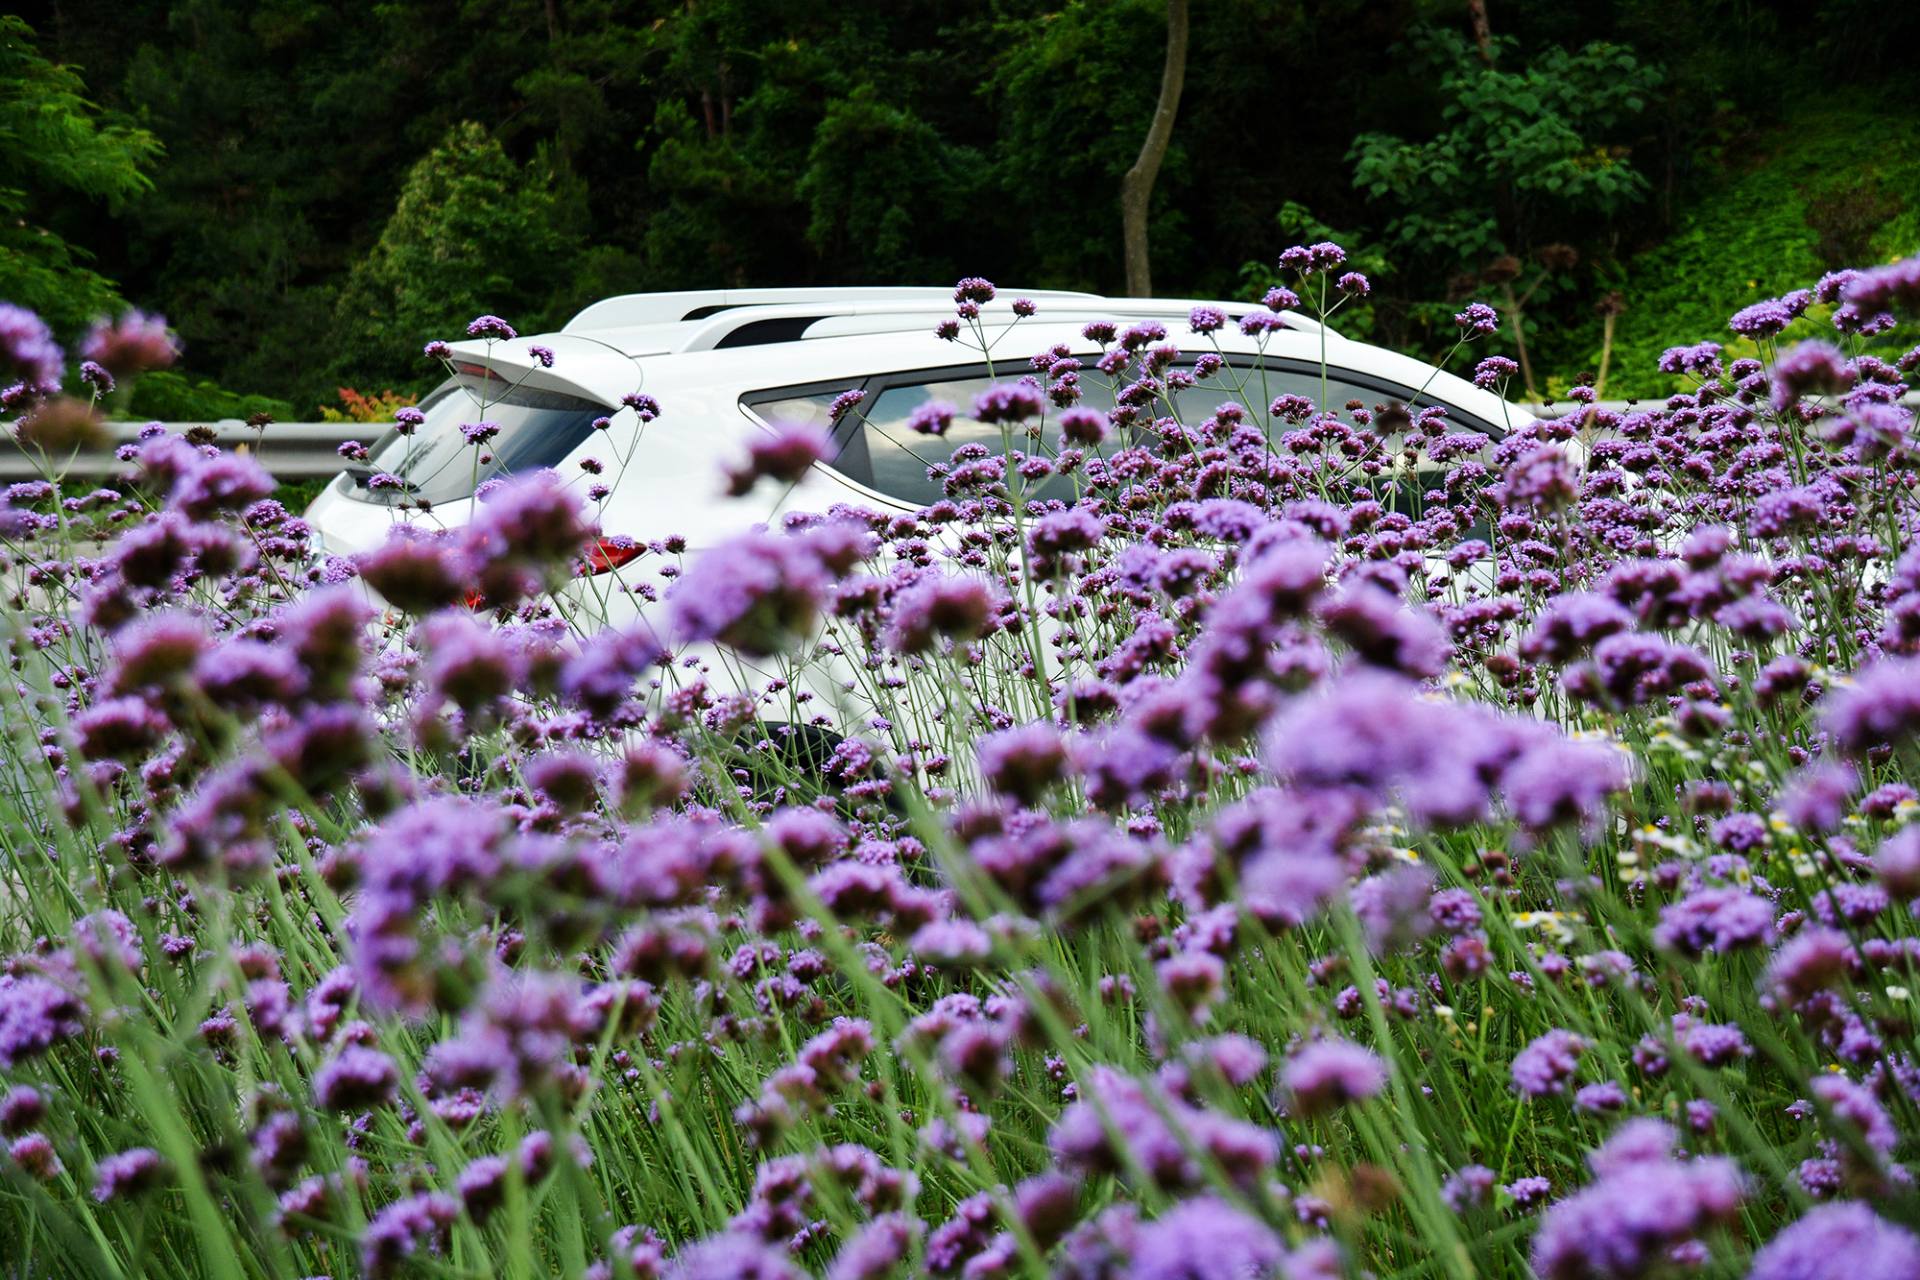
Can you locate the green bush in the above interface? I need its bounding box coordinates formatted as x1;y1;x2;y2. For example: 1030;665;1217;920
123;370;295;423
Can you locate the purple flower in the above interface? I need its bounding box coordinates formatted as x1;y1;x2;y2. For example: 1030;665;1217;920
92;1147;167;1202
1521;592;1633;664
907;400;956;436
1809;1074;1896;1155
1473;355;1519;389
361;1191;461;1276
80;309;178;377
953;276;996;304
1443;1164;1496;1212
1238;309;1288;336
356;533;469;614
1057;406;1108;446
1026;508;1107;569
1771;341;1854;409
1349;865;1435;953
1654;887;1775;956
1129;1197;1284;1280
727;423;830;496
0;304;62;390
1586;633;1712;706
1778;762;1855;833
466;314;518;340
1188;305;1228;334
1839;255;1920;321
0;975;86;1069
1495;443;1578;510
666;1232;806;1280
669;530;834;656
0;1086;45;1136
830;1214;923;1280
1821;657;1920;755
1051;1066;1276;1192
171;451;275;519
1749;1203;1920;1280
1573;1080;1627;1112
1512;1029;1584;1097
976;722;1068;803
1453;302;1499;337
1506;1175;1552;1208
1532;1134;1743;1280
1316;584;1451;677
1729;291;1809;338
314;1045;401;1110
1874;827;1920;898
1763;927;1859;1003
972;381;1046;424
1657;341;1722;376
1284;1038;1388;1115
887;573;1000;652
9;1132;61;1179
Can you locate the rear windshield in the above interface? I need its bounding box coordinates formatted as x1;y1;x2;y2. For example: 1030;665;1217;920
346;375;606;505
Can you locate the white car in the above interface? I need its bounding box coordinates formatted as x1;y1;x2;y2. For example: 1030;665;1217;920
306;285;1528;560
303;287;1532;751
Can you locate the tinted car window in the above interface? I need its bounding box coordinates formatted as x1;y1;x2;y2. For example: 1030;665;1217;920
747;357;1496;511
349;376;606;506
844;375;1101;506
1177;362;1497;519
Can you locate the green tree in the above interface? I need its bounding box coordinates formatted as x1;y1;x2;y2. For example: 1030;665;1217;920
0;15;159;332
329;121;585;389
1348;26;1660;274
799;86;984;282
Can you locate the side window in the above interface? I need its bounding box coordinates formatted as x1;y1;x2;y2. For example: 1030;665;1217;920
1174;359;1493;519
745;356;1493;513
754;370;1112;508
748;389;843;435
852;375;1051;506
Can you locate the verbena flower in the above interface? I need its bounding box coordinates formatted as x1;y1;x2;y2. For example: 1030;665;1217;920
1748;1202;1920;1280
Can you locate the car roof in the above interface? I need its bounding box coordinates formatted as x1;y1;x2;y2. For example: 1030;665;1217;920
539;286;1328;357
440;286;1529;438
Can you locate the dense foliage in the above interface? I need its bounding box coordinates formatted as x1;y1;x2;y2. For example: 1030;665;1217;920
7;0;1920;413
6;239;1920;1277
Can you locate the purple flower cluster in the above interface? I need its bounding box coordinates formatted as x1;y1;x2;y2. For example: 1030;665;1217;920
1;258;1919;1279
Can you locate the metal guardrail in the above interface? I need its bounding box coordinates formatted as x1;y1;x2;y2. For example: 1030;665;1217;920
0;420;387;483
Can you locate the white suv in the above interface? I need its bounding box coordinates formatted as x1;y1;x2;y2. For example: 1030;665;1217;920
302;286;1531;760
304;285;1528;570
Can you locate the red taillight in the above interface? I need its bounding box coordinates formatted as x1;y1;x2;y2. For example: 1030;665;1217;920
578;536;642;576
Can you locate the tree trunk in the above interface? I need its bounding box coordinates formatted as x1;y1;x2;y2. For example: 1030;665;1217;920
1466;0;1495;63
1119;0;1189;297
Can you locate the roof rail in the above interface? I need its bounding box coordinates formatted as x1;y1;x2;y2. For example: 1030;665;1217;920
564;286;1103;335
669;296;1333;353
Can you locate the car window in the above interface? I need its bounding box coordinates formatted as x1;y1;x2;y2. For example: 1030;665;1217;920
1180;361;1497;521
351;375;605;506
746;355;1496;512
845;375;1106;506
